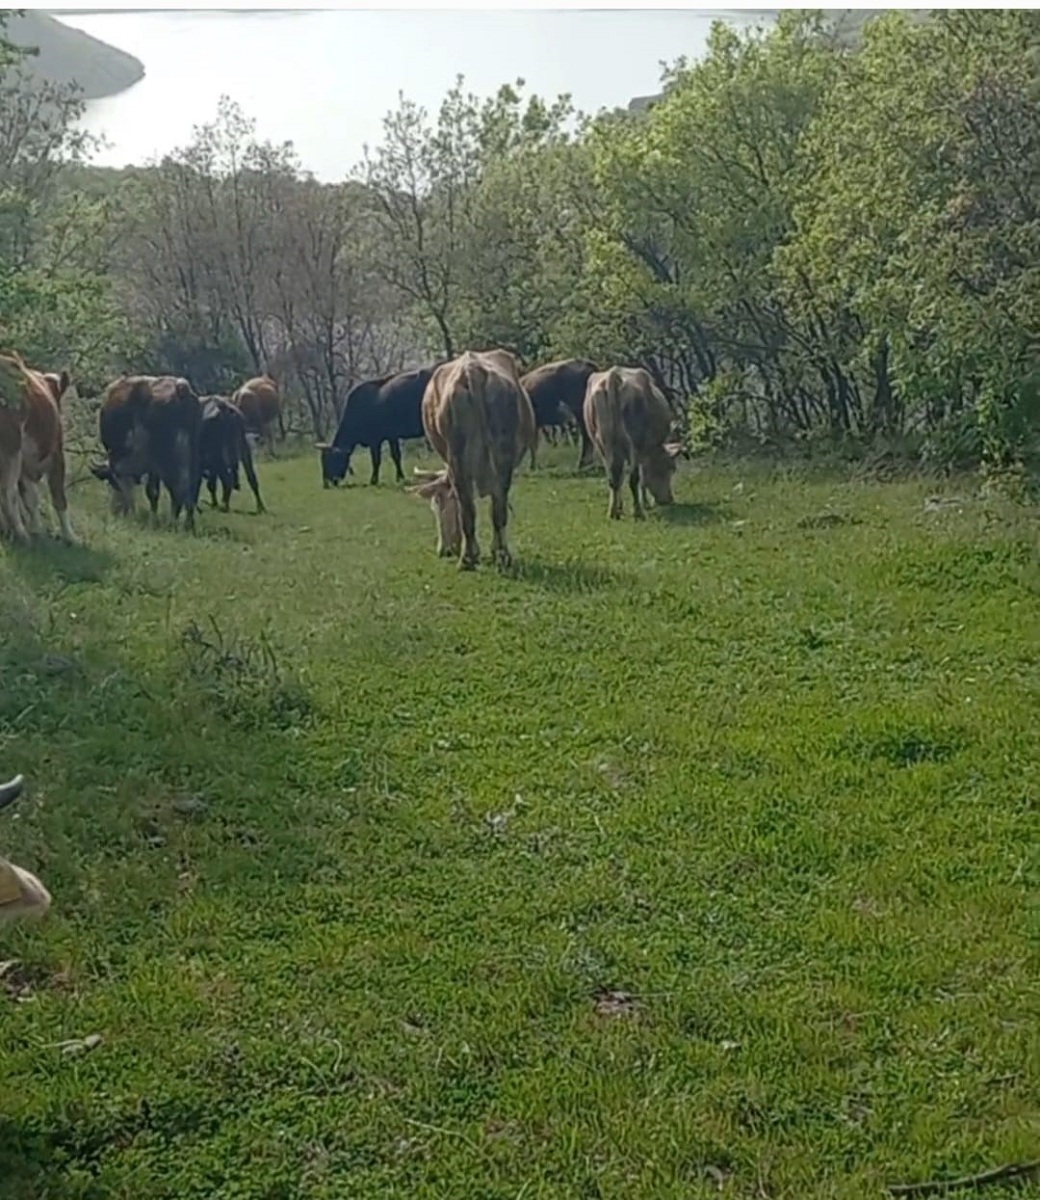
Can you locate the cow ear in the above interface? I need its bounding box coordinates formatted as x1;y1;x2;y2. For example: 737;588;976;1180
59;371;70;396
89;463;110;481
407;474;450;501
663;441;684;459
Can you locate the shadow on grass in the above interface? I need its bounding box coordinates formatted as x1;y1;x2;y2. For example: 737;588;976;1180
192;520;256;544
507;554;631;593
655;500;730;526
3;537;116;586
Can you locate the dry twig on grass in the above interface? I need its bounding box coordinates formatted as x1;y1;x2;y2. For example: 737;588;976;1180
888;1160;1040;1197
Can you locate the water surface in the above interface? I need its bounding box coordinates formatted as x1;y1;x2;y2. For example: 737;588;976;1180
61;8;770;180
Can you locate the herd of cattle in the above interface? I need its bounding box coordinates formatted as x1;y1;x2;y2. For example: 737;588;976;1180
0;348;685;916
0;347;685;569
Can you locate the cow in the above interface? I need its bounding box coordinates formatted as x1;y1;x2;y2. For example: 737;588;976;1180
520;358;599;470
408;348;536;570
0;352;75;545
315;367;433;488
198;395;265;514
583;365;683;520
231;374;284;455
90;374;203;531
0;773;51;925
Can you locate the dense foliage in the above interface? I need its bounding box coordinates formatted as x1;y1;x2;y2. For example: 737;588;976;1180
2;9;1039;478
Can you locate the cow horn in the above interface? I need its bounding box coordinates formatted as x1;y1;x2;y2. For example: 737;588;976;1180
0;774;25;812
314;441;331;450
412;467;445;482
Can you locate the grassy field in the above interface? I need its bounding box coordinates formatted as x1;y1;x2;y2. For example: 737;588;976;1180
1;445;1038;1200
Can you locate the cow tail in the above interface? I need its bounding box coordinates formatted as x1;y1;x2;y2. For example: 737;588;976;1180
464;361;499;496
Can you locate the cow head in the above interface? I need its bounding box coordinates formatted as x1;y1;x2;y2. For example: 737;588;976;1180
314;442;352;487
90;460;138;515
640;441;683;506
407;468;461;559
0;774;51;924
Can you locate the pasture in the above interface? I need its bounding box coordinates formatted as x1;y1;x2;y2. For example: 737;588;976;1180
1;447;1038;1199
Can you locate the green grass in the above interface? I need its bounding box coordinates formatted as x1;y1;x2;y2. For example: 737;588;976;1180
1;446;1038;1200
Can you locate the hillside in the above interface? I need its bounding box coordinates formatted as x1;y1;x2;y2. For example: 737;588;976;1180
4;10;143;101
628;8;932;113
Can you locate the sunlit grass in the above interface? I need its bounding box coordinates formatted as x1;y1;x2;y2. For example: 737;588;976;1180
1;446;1037;1199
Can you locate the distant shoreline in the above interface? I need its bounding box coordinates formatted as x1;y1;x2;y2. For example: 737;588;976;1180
8;10;145;101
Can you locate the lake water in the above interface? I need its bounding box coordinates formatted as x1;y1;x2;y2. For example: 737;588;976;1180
60;8;770;182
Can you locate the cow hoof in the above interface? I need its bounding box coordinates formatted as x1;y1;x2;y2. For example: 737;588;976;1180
634;509;647;521
458;557;478;572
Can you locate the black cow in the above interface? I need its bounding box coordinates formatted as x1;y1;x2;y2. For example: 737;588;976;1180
198;395;265;514
315;367;433;487
90;374;202;530
520;358;599;470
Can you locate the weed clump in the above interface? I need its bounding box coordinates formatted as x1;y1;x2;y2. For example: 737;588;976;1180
179;616;315;732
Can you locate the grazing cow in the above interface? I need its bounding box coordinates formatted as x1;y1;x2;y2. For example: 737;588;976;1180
198;395;265;514
90;374;202;531
583;365;683;520
315;367;433;487
0;774;51;924
520;358;599;470
409;348;536;569
0;352;75;545
232;375;284;454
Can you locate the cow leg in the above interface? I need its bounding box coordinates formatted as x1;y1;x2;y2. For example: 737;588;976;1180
205;474;219;508
577;419;595;471
388;438;404;483
0;447;29;544
18;477;43;538
185;431;202;532
145;474;161;522
239;435;265;513
629;466;646;520
369;443;382;486
528;436;538;471
607;458;625;520
220;469;233;512
456;473;480;570
44;448;75;543
166;473;182;527
490;481;513;569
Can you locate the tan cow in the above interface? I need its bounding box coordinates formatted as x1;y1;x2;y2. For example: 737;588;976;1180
232;374;284;455
0;774;51;925
408;348;536;570
0;353;75;545
583;366;683;520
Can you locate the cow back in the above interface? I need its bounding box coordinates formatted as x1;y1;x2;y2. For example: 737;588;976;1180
0;355;64;464
521;358;598;423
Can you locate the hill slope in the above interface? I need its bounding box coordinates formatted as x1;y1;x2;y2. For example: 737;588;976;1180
4;10;143;101
1;447;1037;1198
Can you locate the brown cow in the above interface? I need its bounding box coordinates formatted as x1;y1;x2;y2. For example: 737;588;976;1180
0;774;51;925
90;374;202;531
408;348;536;570
232;374;284;455
583;366;683;520
0;353;75;545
